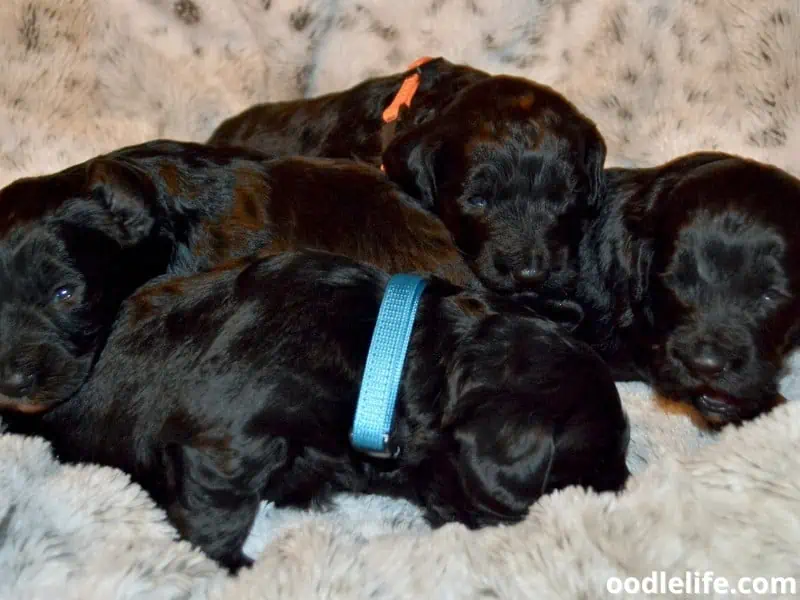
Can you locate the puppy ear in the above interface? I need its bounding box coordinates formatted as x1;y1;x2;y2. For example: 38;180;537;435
583;131;607;206
381;122;447;211
86;158;157;246
445;390;557;524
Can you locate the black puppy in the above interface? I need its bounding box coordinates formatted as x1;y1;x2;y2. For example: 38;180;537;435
0;140;585;331
573;152;800;424
209;57;607;297
0;250;629;571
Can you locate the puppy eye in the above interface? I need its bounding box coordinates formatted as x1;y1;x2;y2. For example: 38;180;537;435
760;289;784;305
466;197;488;210
52;286;74;303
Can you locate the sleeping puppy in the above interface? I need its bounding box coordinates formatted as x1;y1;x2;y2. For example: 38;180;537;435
574;152;800;425
0;249;630;572
0;140;582;330
208;57;608;298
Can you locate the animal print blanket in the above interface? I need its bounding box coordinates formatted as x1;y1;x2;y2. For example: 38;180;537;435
1;0;799;598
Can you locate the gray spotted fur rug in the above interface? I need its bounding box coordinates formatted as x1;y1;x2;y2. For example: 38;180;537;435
1;0;799;598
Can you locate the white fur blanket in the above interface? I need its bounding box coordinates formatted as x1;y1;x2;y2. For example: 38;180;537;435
1;0;799;597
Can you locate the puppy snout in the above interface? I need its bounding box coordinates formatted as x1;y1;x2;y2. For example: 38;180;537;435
686;343;728;376
672;340;733;379
0;360;34;397
513;249;549;285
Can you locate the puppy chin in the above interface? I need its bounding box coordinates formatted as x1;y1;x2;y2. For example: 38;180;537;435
654;370;781;426
692;390;786;426
0;395;63;414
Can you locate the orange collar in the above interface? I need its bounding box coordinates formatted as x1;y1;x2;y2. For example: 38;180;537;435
382;56;434;123
380;56;434;172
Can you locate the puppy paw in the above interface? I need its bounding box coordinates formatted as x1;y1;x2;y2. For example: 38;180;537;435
222;550;254;574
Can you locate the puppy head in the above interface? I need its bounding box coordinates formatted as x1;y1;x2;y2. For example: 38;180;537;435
646;155;800;424
382;76;606;298
440;313;629;525
0;156;160;243
0;158;166;413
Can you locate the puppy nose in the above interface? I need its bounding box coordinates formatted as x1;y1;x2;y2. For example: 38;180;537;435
682;343;728;377
0;371;33;398
514;252;548;285
515;266;545;284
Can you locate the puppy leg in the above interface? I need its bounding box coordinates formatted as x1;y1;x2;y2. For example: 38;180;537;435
165;437;288;572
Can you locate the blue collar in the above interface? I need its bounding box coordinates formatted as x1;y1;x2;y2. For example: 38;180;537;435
349;274;428;458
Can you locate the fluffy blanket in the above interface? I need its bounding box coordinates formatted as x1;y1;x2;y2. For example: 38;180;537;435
1;0;799;597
